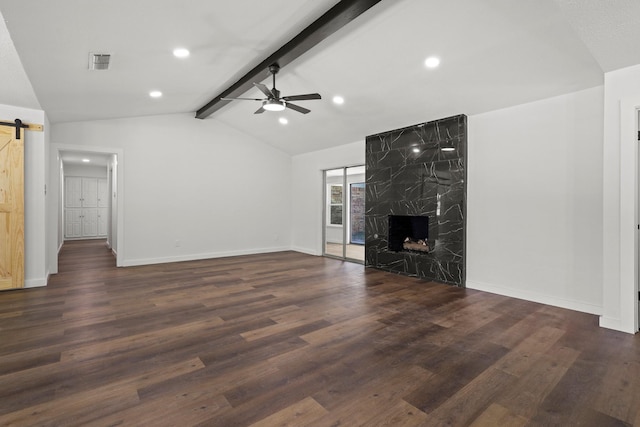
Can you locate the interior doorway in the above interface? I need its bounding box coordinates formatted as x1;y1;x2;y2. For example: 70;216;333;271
323;165;365;263
50;144;124;273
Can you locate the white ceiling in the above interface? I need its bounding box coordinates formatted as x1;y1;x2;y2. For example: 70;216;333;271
1;0;639;155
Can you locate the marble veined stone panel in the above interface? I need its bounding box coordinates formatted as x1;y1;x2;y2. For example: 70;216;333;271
365;114;467;286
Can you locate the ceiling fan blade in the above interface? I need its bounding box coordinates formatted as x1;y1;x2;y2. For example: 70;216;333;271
254;106;266;114
254;82;274;98
286;102;310;114
282;93;321;101
221;97;264;101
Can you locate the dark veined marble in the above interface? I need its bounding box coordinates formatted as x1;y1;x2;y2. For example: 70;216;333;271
365;115;467;286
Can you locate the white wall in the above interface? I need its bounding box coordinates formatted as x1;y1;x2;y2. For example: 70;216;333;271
467;86;604;315
0;103;48;287
51;113;292;266
291;141;364;255
602;64;640;333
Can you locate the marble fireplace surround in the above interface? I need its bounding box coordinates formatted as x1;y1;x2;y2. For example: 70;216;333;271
365;114;467;286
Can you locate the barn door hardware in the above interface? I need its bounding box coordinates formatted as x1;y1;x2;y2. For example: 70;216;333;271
0;118;44;139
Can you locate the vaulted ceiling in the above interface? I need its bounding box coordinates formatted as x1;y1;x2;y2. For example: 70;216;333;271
1;0;640;155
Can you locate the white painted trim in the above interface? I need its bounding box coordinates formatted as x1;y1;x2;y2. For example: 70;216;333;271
24;278;47;288
121;246;291;267
617;98;640;333
292;246;320;256
467;280;603;315
598;316;636;333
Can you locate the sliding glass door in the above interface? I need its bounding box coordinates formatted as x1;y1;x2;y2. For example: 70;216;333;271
323;165;365;263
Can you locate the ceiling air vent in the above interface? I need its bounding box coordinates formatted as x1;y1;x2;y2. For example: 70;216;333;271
89;53;111;70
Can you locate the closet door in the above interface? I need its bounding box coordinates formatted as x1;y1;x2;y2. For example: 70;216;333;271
65;209;82;238
64;177;108;239
82;178;98;207
82;208;98;237
65;177;82;208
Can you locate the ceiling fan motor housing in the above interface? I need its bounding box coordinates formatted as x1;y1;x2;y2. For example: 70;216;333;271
221;62;319;114
269;64;280;75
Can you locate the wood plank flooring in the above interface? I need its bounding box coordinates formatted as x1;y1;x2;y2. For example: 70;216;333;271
0;239;639;426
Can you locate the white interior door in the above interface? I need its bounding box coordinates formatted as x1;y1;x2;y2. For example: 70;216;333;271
64;176;107;239
98;178;108;208
65;209;82;238
65;177;82;208
82;208;98;237
82;178;98;207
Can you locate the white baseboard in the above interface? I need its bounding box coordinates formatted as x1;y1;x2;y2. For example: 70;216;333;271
24;278;47;288
466;280;603;316
291;246;320;256
121;246;291;267
599;316;637;334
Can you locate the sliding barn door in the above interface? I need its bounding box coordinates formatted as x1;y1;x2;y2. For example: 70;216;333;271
0;125;24;290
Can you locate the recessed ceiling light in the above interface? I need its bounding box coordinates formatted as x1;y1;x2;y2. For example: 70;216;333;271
82;158;90;163
441;147;455;152
173;48;190;58
279;117;288;125
332;95;345;105
149;90;162;98
424;56;440;68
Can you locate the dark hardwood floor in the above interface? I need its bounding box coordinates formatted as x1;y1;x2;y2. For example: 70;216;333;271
0;240;639;426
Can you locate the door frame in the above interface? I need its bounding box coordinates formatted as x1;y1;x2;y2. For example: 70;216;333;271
603;98;640;333
322;164;365;264
49;144;124;271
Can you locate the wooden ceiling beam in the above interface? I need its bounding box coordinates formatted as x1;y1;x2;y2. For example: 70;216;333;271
195;0;383;119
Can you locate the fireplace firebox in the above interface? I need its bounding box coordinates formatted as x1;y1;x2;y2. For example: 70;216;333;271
388;215;429;252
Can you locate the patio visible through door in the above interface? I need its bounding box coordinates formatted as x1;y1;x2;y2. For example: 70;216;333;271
323;165;365;263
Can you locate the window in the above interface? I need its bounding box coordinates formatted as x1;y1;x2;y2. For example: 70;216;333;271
329;184;343;225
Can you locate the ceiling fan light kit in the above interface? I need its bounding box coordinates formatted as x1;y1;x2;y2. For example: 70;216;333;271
222;63;321;115
263;99;286;111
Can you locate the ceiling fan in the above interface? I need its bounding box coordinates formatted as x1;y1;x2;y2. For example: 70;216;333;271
222;63;321;114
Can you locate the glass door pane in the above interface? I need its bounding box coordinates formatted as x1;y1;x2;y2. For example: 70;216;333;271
350;183;365;244
323;165;365;263
345;166;365;262
324;168;345;259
